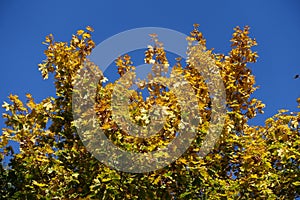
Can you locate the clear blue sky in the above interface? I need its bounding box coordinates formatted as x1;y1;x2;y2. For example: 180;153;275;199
1;0;300;130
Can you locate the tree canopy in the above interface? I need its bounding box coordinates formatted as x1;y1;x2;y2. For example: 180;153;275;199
1;25;299;199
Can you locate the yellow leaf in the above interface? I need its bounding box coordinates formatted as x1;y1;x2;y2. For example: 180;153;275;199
45;146;54;154
292;181;300;186
178;157;188;164
86;26;94;32
101;123;111;130
243;155;252;160
2;101;10;111
250;174;258;179
102;178;111;182
43;101;53;111
153;176;161;185
83;32;91;39
32;180;47;187
77;30;84;35
36;156;49;163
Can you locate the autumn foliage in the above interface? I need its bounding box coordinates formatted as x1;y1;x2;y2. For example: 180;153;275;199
1;25;299;199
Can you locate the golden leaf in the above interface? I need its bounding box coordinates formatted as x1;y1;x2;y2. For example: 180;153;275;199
86;26;94;32
77;30;84;35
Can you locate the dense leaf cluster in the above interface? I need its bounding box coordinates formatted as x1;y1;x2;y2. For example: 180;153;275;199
1;25;299;199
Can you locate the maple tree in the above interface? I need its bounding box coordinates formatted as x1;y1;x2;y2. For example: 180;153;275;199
1;25;299;199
